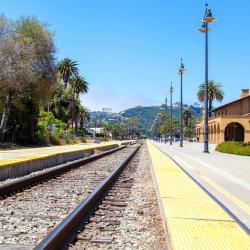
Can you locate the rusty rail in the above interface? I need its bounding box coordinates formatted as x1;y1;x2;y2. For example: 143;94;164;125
35;145;140;250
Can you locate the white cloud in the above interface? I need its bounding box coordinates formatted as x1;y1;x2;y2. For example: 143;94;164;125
80;84;158;112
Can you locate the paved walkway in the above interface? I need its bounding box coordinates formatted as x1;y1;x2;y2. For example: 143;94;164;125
0;144;94;160
152;140;250;230
0;142;119;167
147;140;250;250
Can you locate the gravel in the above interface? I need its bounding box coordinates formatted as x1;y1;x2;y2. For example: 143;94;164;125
71;144;165;250
0;146;135;248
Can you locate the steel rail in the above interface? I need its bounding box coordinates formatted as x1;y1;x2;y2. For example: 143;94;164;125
0;145;127;198
35;145;140;250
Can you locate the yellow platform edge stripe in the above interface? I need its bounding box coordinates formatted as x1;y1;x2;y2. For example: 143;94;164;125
0;142;119;168
147;140;250;250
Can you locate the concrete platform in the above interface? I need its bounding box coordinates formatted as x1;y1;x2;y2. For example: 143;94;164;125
147;140;250;250
152;140;250;230
0;142;119;180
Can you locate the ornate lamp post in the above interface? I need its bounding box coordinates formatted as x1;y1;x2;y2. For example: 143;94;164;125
169;82;174;145
178;59;186;147
198;3;216;153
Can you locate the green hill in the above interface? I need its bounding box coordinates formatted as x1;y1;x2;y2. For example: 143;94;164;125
89;104;203;137
122;104;203;135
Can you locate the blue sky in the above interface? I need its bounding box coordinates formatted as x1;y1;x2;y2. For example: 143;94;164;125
1;0;250;111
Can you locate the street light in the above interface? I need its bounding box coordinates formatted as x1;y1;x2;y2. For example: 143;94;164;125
178;58;186;147
169;82;174;145
198;3;216;153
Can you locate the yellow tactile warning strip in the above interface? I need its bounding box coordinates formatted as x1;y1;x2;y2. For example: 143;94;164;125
0;142;118;168
147;141;250;250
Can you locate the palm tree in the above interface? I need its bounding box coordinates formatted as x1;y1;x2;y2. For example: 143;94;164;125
57;58;79;88
183;108;192;128
197;80;224;116
158;112;167;142
69;75;89;98
79;107;90;129
69;75;89;129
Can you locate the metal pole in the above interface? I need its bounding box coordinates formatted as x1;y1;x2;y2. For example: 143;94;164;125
170;84;173;145
204;22;209;153
180;72;183;147
164;98;167;143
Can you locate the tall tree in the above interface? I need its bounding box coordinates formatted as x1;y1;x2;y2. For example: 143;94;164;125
79;106;90;129
197;80;224;116
68;75;89;129
0;15;56;142
57;58;78;88
69;75;89;98
183;108;192;128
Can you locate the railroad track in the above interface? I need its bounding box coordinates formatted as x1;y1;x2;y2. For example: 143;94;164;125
0;145;126;198
0;144;140;249
68;148;139;250
35;146;139;250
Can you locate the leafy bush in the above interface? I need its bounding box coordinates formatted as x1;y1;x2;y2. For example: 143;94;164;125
96;132;105;137
58;138;66;145
38;111;67;138
216;141;250;156
63;134;74;144
50;135;61;145
79;137;87;143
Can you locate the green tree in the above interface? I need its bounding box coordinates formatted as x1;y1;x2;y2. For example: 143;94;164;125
79;106;90;129
0;15;56;142
125;117;139;139
50;81;72;123
38;111;67;138
69;75;89;129
57;58;78;88
197;80;224;116
183;108;194;139
183;108;192;128
70;75;89;98
158;112;168;142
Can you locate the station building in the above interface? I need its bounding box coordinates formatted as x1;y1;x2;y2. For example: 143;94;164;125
196;89;250;144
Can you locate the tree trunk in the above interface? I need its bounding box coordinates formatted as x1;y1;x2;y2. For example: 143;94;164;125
80;117;84;129
74;117;78;131
0;94;10;142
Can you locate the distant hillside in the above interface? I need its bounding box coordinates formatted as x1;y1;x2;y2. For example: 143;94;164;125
89;104;203;137
122;104;203;132
121;106;160;131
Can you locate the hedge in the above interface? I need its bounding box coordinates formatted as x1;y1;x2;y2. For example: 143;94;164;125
216;141;250;156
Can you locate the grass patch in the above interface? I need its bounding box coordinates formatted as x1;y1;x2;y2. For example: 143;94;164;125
216;141;250;156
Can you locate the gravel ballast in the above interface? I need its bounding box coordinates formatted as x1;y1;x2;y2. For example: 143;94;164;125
0;147;135;248
71;144;166;250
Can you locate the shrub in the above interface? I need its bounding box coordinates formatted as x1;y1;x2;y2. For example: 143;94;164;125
50;135;61;145
58;138;66;145
63;134;74;144
38;111;67;138
37;135;50;145
216;141;250;156
96;132;105;137
79;137;87;143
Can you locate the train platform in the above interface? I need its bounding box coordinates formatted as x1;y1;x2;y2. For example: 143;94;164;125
0;142;117;163
0;141;124;180
147;140;250;250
